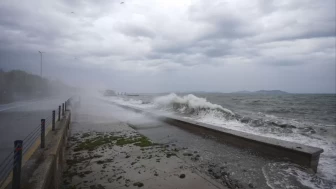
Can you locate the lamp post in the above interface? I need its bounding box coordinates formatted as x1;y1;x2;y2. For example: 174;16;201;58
38;51;45;77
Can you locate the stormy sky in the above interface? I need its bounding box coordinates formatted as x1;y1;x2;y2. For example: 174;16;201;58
0;0;335;93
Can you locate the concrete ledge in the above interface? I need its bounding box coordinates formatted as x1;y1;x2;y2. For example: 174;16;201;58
27;111;71;189
0;111;72;189
114;103;324;172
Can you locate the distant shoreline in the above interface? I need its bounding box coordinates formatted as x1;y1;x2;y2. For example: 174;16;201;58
126;92;335;95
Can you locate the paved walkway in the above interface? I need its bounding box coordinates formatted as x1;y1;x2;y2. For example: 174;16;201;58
63;99;225;189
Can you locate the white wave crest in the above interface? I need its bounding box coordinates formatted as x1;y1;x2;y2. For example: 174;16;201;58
153;93;234;116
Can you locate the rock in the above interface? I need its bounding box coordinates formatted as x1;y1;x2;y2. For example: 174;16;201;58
214;172;221;179
319;128;327;132
133;182;144;187
212;167;221;179
221;170;230;176
166;153;176;158
191;156;199;161
179;174;186;179
248;183;254;188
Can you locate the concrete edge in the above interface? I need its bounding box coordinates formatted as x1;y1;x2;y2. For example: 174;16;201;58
28;155;55;189
113;103;324;172
27;111;71;189
0;112;71;189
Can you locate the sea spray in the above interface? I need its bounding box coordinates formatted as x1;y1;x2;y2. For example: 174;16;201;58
153;93;235;118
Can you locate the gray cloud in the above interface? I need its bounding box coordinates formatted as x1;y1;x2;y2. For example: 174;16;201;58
117;23;155;38
0;0;335;93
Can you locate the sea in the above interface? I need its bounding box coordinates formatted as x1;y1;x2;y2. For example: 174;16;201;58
104;93;336;189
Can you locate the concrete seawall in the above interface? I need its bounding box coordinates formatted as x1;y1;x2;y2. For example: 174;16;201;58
113;103;324;172
24;110;71;189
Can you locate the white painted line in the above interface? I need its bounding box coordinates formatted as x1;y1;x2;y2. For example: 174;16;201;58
0;97;60;112
0;103;31;112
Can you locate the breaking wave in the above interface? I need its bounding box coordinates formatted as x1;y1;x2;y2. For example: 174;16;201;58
153;93;235;119
105;93;332;133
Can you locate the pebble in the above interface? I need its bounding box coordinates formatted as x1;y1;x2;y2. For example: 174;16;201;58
179;174;186;179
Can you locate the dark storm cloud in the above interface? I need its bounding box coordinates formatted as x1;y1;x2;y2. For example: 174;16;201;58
0;0;335;93
188;4;257;40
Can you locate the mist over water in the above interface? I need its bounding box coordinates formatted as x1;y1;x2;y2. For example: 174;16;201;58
104;93;336;189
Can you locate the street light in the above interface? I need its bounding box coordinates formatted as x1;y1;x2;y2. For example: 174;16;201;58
38;51;45;77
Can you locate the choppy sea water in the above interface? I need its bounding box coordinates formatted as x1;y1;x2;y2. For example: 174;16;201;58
104;93;336;189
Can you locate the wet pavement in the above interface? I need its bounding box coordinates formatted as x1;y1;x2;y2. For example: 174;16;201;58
0;96;69;163
64;98;224;189
63;97;316;189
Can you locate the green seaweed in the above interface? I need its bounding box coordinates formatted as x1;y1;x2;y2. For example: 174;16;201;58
81;133;90;138
73;131;156;152
115;136;155;147
74;135;121;151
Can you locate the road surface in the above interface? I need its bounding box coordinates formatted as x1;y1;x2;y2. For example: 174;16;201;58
0;96;69;163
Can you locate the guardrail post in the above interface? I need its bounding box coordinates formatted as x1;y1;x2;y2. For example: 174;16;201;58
52;110;55;131
62;103;65;116
12;140;23;189
41;119;45;148
58;105;61;121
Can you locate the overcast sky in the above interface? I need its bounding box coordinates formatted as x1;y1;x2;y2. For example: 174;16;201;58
0;0;335;93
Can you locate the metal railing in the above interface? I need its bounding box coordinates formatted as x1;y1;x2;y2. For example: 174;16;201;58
0;97;76;189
